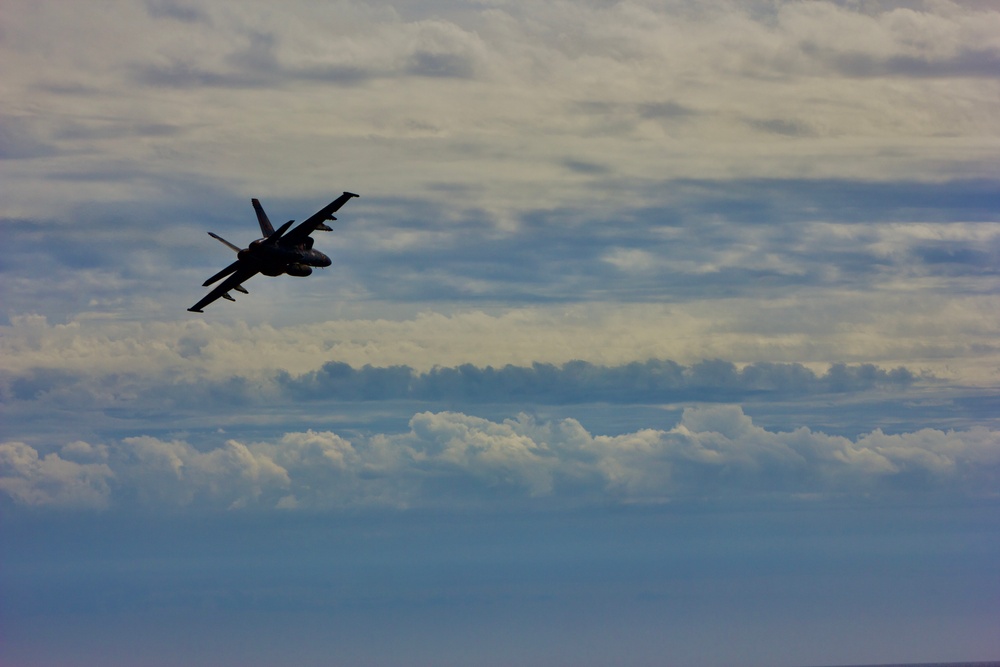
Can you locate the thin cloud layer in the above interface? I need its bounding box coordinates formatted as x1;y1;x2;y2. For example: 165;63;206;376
3;406;997;511
5;179;999;325
280;359;918;404
3;352;919;411
4;0;1000;222
4;297;998;383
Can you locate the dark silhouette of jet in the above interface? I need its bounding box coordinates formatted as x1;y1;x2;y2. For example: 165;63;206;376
188;192;358;313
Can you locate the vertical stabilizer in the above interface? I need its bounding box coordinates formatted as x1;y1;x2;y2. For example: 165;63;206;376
251;198;275;236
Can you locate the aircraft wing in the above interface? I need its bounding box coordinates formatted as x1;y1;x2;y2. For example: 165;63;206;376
280;191;358;246
188;264;259;313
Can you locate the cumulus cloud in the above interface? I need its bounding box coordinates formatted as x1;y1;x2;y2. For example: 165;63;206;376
0;441;114;509
116;436;290;508
3;407;997;511
408;411;556;496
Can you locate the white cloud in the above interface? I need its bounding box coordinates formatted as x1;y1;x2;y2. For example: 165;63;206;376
602;248;658;273
0;440;114;509
3;407;997;511
118;435;290;508
5;288;998;386
408;411;556;495
3;0;999;223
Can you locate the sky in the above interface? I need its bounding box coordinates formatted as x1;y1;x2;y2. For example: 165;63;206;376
1;1;999;665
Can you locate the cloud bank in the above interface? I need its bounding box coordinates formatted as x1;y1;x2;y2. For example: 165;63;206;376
4;406;997;511
3;353;919;411
280;359;918;404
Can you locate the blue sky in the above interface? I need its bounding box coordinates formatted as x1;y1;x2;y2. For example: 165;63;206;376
2;1;999;665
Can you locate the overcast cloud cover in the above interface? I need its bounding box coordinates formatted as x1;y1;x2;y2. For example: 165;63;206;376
2;1;999;666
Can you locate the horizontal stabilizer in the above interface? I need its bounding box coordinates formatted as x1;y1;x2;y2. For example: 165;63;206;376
209;232;242;253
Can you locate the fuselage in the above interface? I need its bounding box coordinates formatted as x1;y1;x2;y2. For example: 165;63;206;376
189;191;358;313
238;239;331;277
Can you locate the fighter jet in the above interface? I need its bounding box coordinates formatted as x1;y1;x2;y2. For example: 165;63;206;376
188;191;358;313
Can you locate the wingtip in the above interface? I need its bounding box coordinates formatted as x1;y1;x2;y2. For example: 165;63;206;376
345;191;359;198
187;307;204;313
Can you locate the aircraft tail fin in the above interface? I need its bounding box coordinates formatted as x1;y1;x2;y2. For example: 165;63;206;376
251;198;275;236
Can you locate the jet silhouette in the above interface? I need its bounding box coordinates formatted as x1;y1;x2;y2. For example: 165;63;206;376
189;192;358;313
